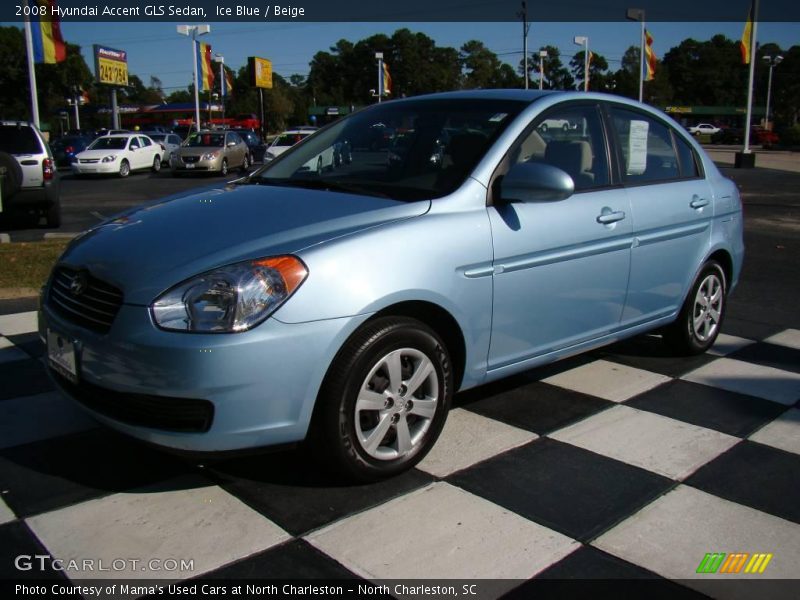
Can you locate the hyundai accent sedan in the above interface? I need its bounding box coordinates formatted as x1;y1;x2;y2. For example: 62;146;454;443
40;91;744;481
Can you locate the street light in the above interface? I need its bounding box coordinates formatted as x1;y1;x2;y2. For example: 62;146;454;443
214;53;225;124
538;50;548;90
177;24;211;133
626;8;646;102
375;52;384;103
762;55;783;131
574;36;589;92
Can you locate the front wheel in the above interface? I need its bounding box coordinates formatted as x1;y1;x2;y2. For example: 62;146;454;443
311;317;453;482
241;153;249;172
220;158;228;176
152;155;161;172
118;159;130;178
663;260;727;355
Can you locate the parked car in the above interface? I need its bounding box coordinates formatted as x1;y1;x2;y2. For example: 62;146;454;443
230;128;267;163
144;132;183;164
711;126;780;148
71;134;162;177
51;134;93;168
537;118;574;133
0;120;60;227
688;123;721;136
39;90;743;482
264;129;314;161
172;130;249;176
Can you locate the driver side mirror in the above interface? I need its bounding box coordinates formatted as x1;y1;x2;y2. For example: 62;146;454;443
499;161;574;203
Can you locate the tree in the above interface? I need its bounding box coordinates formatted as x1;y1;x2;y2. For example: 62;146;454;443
529;46;574;91
570;50;611;91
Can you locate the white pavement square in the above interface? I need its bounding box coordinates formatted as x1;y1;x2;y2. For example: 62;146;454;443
594;486;800;597
417;408;536;478
0;311;38;337
749;408;800;456
0;496;15;525
764;329;800;351
306;482;578;582
550;405;739;480
683;358;800;406
542;360;671;403
26;476;291;580
0;391;98;450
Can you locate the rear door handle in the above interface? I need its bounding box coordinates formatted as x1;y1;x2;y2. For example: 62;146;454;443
690;196;710;209
596;210;626;224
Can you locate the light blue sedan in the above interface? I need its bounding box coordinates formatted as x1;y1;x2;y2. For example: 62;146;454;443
39;90;744;481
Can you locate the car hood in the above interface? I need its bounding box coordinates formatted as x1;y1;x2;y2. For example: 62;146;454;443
76;148;127;159
58;183;430;305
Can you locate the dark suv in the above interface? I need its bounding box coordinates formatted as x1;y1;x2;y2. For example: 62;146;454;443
0;121;61;227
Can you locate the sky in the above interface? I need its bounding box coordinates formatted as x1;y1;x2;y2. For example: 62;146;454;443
6;20;800;94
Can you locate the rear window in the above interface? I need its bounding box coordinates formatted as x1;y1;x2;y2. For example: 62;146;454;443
0;125;43;154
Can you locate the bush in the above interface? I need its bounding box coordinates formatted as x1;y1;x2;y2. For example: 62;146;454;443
776;124;800;148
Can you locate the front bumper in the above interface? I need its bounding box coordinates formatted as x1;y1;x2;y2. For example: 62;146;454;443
172;157;221;172
39;300;369;452
71;162;120;175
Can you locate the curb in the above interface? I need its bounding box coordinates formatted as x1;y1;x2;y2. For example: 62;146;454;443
0;232;79;243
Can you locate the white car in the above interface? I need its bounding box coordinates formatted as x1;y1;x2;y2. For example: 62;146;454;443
145;132;183;164
71;134;162;177
537;118;575;133
688;123;721;136
264;129;314;161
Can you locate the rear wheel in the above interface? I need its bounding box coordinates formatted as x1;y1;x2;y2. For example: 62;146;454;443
310;317;452;482
663;260;727;355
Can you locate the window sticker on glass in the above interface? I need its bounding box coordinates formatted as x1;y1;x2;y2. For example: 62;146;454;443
488;113;508;122
627;120;649;175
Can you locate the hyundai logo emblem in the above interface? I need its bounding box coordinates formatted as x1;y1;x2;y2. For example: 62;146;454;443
69;271;89;296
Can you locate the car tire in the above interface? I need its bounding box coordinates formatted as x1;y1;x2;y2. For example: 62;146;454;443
119;159;130;178
44;197;61;228
663;260;727;355
562;123;570;132
152;155;161;172
241;153;249;172
0;152;22;200
310;316;453;482
220;159;228;176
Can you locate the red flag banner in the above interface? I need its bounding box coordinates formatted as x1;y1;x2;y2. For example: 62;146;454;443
740;6;753;64
644;29;657;81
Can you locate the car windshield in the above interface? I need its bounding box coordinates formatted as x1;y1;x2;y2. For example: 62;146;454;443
249;98;526;201
273;133;309;147
186;133;225;147
88;137;128;150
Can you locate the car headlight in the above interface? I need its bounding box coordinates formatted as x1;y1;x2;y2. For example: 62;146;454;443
201;151;220;161
151;256;308;333
101;155;117;163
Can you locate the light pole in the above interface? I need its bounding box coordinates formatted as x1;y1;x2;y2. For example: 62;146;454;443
538;50;548;90
375;52;384;103
626;8;645;102
762;55;783;131
177;24;211;133
574;36;589;92
214;53;225;124
518;2;530;89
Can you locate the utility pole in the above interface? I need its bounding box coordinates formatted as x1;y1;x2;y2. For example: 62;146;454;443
375;52;384;103
518;2;531;89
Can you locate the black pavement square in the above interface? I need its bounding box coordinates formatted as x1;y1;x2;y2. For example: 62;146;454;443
448;438;674;542
0;358;54;401
627;379;787;437
0;521;68;580
458;378;612;435
0;429;193;518
686;440;800;524
200;539;360;579
593;335;717;378
6;332;45;359
209;450;434;537
721;318;783;343
0;297;38;316
728;342;800;375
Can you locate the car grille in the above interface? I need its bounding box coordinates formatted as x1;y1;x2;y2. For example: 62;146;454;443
48;267;123;333
54;373;214;433
79;158;99;164
182;155;200;163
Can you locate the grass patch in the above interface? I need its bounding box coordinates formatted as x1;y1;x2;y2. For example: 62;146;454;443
0;239;69;292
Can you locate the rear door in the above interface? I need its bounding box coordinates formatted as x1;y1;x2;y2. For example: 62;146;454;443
606;104;713;326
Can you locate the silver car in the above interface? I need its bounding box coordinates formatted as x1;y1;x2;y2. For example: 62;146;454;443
172;130;249;176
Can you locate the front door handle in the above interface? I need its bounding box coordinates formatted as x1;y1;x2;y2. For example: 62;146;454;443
596;210;626;224
690;195;710;209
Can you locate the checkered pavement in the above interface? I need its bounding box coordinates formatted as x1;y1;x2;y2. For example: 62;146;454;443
1;302;799;598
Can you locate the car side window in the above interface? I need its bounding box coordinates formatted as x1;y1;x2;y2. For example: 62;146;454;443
672;132;700;178
128;138;139;150
228;133;241;145
610;107;682;184
169;135;180;145
140;137;152;147
514;104;610;192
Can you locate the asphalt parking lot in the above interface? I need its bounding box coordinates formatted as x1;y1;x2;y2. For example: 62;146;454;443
0;158;798;597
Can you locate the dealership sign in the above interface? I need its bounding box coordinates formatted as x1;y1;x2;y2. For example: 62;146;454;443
93;45;129;86
248;57;273;89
